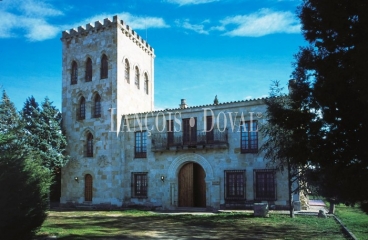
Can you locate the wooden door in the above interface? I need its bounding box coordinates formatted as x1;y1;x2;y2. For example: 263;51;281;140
178;162;206;207
179;163;193;207
85;174;92;202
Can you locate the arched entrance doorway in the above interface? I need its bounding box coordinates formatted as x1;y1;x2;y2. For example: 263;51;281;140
84;174;92;202
178;162;206;207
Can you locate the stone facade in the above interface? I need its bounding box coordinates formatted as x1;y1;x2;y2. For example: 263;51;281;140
60;16;297;210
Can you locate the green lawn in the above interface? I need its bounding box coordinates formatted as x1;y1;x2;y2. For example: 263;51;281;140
335;204;368;240
36;210;347;239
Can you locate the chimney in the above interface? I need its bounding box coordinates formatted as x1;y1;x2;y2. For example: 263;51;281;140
179;99;188;109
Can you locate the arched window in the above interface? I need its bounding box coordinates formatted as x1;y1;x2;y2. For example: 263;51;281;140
100;54;108;79
86;132;93;157
85;174;92;201
135;66;140;89
85;57;92;82
79;97;86;120
71;61;78;84
144;73;149;95
125;59;130;83
93;94;101;118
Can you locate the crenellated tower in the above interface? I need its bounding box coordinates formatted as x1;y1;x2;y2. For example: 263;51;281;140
60;16;154;205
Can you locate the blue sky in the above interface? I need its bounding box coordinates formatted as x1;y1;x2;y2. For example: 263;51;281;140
0;0;306;111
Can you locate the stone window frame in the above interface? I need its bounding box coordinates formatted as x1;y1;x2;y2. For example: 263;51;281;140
100;54;108;79
131;172;148;198
240;120;258;153
253;169;277;201
224;170;246;200
134;66;140;89
86;132;94;157
78;96;86;120
125;59;130;83
71;60;78;85
93;94;101;118
134;131;147;158
85;57;93;82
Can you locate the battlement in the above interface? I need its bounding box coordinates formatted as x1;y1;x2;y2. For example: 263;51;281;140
61;15;154;56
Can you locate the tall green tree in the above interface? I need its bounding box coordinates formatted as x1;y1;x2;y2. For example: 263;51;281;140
289;0;368;210
21;97;68;171
0;90;20;134
0;95;52;239
261;81;311;218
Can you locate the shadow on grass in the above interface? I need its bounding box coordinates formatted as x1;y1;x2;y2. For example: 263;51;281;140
37;211;347;240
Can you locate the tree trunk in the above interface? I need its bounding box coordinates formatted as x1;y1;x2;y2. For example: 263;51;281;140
288;159;295;218
329;201;335;214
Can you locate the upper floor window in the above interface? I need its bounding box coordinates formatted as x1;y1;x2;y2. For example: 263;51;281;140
85;57;92;82
131;172;148;198
167;120;174;146
100;54;108;79
144;73;148;94
125;59;130;83
78;97;86;120
206;116;214;143
183;118;197;145
254;169;276;201
93;94;101;118
71;61;78;84
135;131;146;158
224;170;246;200
135;66;140;89
241;121;258;153
86;132;93;157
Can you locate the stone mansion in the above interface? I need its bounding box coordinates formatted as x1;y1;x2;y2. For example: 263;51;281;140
60;15;298;210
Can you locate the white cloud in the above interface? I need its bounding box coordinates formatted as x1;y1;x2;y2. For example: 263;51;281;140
166;0;219;6
176;19;209;34
20;0;63;17
217;8;301;37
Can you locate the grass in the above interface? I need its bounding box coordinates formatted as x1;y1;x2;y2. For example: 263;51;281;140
335;204;368;239
36;210;347;239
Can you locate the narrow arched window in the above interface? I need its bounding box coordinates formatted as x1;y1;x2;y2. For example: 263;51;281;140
85;174;92;201
125;59;130;83
144;73;149;95
71;61;78;84
79;97;85;120
135;66;140;89
85;57;92;82
100;54;108;79
94;94;101;118
86;133;93;157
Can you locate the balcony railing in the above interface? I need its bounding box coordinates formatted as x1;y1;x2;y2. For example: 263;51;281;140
151;129;228;151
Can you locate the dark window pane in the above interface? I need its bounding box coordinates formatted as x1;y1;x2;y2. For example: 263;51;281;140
85;58;92;82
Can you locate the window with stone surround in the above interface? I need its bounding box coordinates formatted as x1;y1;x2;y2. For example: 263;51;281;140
240;120;258;153
71;61;78;84
131;172;148;198
125;59;130;83
144;73;148;94
135;131;146;158
78;97;86;120
85;57;92;82
86;132;93;157
183;117;197;145
224;170;246;200
100;54;108;79
93;94;101;118
135;66;140;89
254;169;276;201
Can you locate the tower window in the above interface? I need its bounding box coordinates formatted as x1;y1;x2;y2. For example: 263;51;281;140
78;97;86;120
86;133;93;157
144;73;148;95
85;57;92;82
125;59;130;83
93;94;101;118
71;61;78;84
100;54;108;79
135;66;140;89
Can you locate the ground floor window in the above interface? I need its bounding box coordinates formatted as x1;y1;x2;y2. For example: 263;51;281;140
224;170;246;200
254;169;276;201
131;172;148;198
